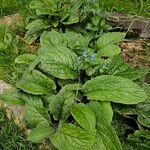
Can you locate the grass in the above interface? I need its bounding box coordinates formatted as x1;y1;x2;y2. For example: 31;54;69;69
0;0;150;18
0;0;32;19
0;108;37;150
100;0;150;17
0;24;29;84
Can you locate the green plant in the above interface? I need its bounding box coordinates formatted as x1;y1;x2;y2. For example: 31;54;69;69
24;0;110;44
0;0;149;149
1;30;149;149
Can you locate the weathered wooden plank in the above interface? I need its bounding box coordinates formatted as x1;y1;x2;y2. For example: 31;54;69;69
107;13;150;39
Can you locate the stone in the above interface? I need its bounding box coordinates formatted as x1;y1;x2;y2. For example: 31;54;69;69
0;80;25;129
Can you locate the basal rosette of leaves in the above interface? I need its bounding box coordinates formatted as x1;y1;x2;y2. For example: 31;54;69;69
1;29;149;149
0;1;150;150
24;0;110;44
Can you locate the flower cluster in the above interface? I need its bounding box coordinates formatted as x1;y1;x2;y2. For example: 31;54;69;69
82;51;95;61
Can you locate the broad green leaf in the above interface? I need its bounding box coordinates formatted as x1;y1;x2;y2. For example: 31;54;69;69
40;31;63;47
104;56;149;80
24;95;49;122
30;0;56;16
50;86;76;120
98;102;113;123
64;83;82;91
23;95;44;109
24;96;48;126
92;134;106;150
62;31;88;54
0;88;24;105
61;11;79;25
17;69;56;95
95;123;122;150
25;30;42;44
92;16;100;26
25;20;48;31
38;45;78;79
138;115;150;128
83;75;147;104
96;32;125;49
67;0;83;12
60;0;83;25
142;83;150;98
70;103;96;131
27;122;54;143
137;100;150;128
15;54;36;64
116;67;149;81
98;44;121;58
25;104;47;126
51;123;95;150
28;57;41;72
25;19;49;44
89;101;122;150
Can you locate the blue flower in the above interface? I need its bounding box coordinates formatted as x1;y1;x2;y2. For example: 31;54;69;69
83;51;88;58
90;53;95;61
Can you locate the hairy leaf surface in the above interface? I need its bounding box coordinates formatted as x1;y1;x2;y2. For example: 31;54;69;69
98;44;121;58
27;122;54;143
70;103;96;131
98;102;113;123
83;75;147;104
17;69;56;95
96;32;125;49
40;31;63;47
25;104;47;126
38;45;78;79
89;101;122;150
25;19;49;44
104;56;149;80
51;123;95;150
24;96;48;126
62;31;88;54
50;86;76;120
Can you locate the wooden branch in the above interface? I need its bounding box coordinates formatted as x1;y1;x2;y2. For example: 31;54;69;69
107;13;150;39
